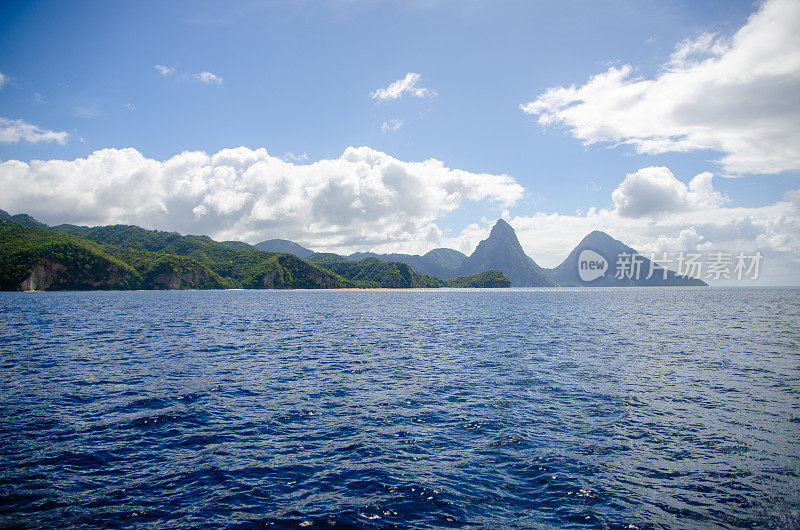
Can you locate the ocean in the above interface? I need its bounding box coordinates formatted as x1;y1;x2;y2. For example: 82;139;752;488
1;288;798;528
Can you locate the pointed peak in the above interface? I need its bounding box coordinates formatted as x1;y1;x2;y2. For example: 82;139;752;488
490;219;515;236
581;230;616;245
574;230;637;257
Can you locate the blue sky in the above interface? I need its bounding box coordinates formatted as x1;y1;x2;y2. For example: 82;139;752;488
1;0;799;283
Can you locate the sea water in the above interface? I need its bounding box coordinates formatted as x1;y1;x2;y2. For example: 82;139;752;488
1;288;798;528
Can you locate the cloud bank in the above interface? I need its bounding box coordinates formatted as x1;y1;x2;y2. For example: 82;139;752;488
1;147;796;282
0;146;522;250
520;0;800;175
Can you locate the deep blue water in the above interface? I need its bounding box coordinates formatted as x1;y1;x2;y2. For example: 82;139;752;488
0;288;798;529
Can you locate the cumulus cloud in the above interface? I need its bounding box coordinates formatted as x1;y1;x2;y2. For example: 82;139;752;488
0;146;522;251
651;227;712;253
155;65;175;76
371;73;436;101
611;166;724;218
0;117;68;144
520;0;800;175
380;118;404;133
192;71;223;84
0;72;6;88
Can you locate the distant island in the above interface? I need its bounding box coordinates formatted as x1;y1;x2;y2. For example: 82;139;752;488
0;210;705;291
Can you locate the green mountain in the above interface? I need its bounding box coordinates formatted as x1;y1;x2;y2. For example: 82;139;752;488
1;221;346;290
445;270;511;288
455;219;554;287
546;230;708;286
1;221;140;290
1;214;509;290
314;257;444;288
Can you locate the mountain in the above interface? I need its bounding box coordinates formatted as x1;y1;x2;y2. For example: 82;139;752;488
546;230;707;286
308;255;510;288
423;248;467;270
0;209;49;230
1;221;345;290
1;214;507;290
220;240;256;251
345;251;458;279
455;219;554;287
254;239;314;258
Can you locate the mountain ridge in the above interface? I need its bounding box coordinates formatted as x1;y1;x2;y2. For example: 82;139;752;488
0;210;707;289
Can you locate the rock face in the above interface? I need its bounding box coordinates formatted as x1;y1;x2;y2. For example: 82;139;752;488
146;270;213;290
18;259;134;291
254;239;314;258
455;220;554;287
546;230;708;286
19;262;67;290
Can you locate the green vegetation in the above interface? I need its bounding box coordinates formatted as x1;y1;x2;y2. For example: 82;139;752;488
445;270;511;288
1;215;511;291
317;257;445;288
0;221;138;290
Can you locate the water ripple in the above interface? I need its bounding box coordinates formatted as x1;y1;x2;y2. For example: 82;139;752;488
0;288;798;528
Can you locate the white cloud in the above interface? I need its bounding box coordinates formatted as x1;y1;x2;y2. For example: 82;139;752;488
0;72;6;88
155;65;175;76
156;66;222;84
0;146;523;251
520;0;800;175
651;227;712;253
192;71;223;84
282;151;308;162
155;65;175;77
371;72;436;101
0;117;68;144
611;166;724;218
380;118;404;133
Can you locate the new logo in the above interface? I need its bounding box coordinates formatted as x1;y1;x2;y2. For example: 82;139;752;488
578;249;607;282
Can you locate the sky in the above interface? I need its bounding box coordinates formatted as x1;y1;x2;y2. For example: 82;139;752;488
0;0;798;284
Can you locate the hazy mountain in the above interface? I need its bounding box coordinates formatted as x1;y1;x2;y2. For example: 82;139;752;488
0;209;49;230
423;248;467;270
547;230;707;286
254;239;314;258
456;219;554;287
345;251;460;279
221;240;256;251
